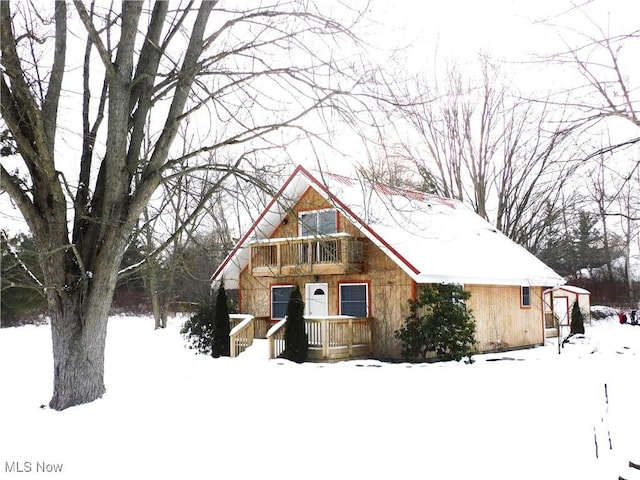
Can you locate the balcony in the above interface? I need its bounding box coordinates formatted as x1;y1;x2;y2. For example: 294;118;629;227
250;233;364;277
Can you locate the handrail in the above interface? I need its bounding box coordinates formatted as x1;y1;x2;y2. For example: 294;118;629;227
229;314;255;357
265;315;372;361
305;316;372;360
253;232;352;244
266;317;287;359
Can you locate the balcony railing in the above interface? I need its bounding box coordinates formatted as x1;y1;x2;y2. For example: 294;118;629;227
250;233;364;276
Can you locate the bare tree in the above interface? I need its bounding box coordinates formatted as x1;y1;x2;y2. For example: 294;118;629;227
0;1;378;410
545;5;640;160
615;168;639;303
542;5;639;300
385;57;578;251
588;152;622;281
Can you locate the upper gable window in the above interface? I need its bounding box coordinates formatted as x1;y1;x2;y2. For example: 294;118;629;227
299;209;337;236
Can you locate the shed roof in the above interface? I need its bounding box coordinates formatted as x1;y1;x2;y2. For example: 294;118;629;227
544;285;591;296
212;166;565;289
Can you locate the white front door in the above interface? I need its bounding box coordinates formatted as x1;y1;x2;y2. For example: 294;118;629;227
305;283;329;317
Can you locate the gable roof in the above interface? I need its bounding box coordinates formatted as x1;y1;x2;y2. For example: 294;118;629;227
212;165;565;289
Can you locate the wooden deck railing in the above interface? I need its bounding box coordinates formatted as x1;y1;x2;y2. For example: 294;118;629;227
229;314;255;357
266;317;287;359
229;315;244;331
306;316;372;361
250;234;364;276
265;316;372;361
254;316;275;339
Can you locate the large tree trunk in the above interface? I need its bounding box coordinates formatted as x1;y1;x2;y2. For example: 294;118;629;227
49;296;109;410
45;235;125;410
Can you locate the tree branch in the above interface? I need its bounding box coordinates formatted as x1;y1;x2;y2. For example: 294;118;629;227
41;1;66;150
72;0;116;81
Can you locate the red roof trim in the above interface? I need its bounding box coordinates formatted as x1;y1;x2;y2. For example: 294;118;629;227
211;165;421;281
301;168;421;276
210;165;306;281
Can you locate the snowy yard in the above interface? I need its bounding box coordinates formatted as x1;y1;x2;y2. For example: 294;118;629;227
1;313;639;480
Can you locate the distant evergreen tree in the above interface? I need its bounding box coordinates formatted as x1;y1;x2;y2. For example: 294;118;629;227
537;210;623;278
570;301;585;335
395;283;476;362
211;282;231;357
282;285;307;363
180;302;215;355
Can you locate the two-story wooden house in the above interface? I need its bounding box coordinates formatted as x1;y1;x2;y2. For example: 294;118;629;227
212;166;564;360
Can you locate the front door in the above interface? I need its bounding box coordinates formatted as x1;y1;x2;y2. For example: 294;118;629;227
305;283;329;317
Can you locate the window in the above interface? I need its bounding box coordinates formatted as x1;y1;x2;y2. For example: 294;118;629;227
299;209;337;236
340;283;368;317
272;285;293;319
521;286;531;308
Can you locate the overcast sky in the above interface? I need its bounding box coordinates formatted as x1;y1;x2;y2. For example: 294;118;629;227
368;0;638;62
1;0;638;234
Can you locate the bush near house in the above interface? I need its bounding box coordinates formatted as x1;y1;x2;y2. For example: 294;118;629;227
181;303;215;355
395;283;476;362
181;283;233;357
282;285;308;363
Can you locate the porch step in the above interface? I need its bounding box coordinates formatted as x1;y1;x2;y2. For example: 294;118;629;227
236;339;269;360
545;328;558;338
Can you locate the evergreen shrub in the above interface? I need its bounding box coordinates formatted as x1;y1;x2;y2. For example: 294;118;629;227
570;301;585;335
395;283;476;362
211;282;231;357
282;285;308;363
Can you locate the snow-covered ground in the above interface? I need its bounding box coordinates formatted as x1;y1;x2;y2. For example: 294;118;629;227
1;313;639;480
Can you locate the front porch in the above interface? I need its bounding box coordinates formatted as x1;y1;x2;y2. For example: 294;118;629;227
229;314;373;361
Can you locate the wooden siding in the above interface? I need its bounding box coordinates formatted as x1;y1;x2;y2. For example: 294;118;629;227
271;187;332;238
238;235;412;359
240;272;546;358
467;285;544;352
239;182;413;358
238;186;545;359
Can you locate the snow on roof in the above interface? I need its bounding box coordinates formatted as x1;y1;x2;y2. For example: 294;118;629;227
212;166;565;288
544;285;591;295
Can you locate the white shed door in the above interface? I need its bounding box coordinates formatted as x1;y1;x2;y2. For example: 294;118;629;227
554;297;569;326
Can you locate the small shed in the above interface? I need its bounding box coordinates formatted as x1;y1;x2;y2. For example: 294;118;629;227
543;285;591;331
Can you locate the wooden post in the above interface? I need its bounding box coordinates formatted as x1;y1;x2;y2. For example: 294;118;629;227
550;289;560;355
322;318;329;359
230;330;238;358
268;334;274;359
